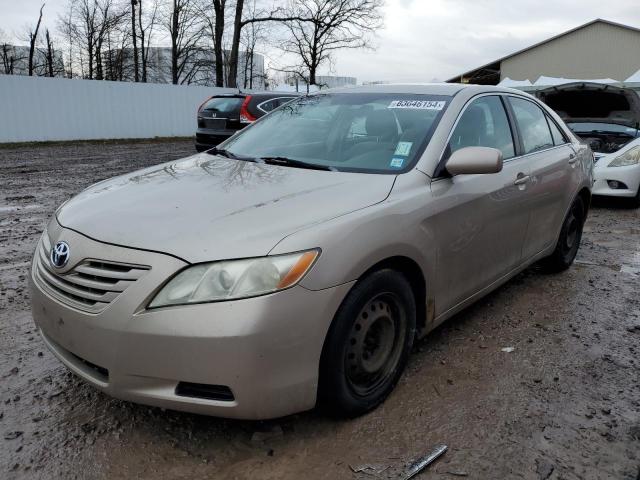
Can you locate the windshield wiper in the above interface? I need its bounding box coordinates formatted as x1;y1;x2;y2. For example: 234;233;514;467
206;147;256;161
258;156;336;171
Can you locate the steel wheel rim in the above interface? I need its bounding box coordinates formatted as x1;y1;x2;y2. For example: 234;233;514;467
345;293;406;397
564;204;581;251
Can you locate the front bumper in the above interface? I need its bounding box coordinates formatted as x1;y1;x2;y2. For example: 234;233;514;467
30;222;353;419
592;164;640;197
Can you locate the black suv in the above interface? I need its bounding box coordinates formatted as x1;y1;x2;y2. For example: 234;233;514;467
195;92;300;151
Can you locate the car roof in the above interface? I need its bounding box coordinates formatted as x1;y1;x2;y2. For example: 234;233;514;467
316;83;532;98
210;91;301;98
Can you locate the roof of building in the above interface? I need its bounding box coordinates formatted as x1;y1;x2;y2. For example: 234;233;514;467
447;19;640;83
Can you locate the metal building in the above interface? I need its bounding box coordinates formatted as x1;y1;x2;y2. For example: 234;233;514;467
448;19;640;85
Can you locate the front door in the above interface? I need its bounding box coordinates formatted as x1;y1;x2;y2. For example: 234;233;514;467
429;95;531;314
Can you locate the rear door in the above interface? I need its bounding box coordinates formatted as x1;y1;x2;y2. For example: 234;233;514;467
507;96;576;259
430;95;532;313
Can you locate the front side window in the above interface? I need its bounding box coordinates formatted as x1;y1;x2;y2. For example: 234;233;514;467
509;97;554;154
447;96;515;160
220;93;450;173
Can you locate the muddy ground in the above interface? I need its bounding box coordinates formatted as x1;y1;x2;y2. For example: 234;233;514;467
1;140;639;480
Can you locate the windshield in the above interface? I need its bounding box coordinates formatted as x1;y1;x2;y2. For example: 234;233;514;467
219;93;450;173
567;122;639;136
200;96;243;115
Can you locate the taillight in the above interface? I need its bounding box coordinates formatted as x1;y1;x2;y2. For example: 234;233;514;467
197;96;213;113
239;96;256;123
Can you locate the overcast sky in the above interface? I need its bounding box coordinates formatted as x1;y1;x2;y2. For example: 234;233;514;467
3;0;640;83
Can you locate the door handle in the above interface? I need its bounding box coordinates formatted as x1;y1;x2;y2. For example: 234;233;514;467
568;153;578;164
514;175;530;186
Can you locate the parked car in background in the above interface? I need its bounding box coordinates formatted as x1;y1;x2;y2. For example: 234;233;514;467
31;84;592;420
195;92;300;151
591;137;640;206
535;82;640;205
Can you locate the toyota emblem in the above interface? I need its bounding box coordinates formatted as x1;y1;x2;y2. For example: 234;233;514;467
50;241;70;269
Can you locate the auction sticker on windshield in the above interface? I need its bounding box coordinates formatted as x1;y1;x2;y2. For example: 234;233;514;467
388;100;446;110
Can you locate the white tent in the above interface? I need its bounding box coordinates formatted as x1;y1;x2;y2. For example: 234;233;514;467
624;69;640;83
533;75;618;86
497;77;533;87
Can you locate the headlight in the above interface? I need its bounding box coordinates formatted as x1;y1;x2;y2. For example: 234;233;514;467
148;249;319;308
608;146;640;167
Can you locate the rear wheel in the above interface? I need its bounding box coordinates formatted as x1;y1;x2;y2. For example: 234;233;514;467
541;196;585;272
318;269;416;417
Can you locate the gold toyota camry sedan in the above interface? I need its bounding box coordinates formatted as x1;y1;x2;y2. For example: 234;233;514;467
30;84;593;419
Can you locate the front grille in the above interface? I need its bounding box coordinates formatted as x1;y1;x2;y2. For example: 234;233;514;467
34;235;150;313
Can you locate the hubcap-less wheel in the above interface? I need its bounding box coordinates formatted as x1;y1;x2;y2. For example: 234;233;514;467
345;293;407;397
564;211;578;249
561;201;582;258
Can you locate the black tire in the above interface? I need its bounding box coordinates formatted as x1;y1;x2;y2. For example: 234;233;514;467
541;196;585;272
318;269;416;417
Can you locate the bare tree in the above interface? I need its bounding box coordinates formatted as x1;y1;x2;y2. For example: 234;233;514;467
28;3;46;76
138;0;159;82
58;0;127;80
44;28;55;76
199;0;226;87
0;29;24;75
281;0;383;85
130;0;139;80
225;2;318;88
164;0;206;84
240;0;267;89
58;2;76;77
94;1;128;80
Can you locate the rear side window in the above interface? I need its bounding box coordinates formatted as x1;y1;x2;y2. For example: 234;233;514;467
257;98;280;113
201;97;243;115
448;95;515;159
257;97;297;113
509;97;554;154
547;117;568;145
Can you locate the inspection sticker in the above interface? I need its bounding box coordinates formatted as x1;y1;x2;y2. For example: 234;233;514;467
390;157;405;168
394;141;413;156
388;100;445;110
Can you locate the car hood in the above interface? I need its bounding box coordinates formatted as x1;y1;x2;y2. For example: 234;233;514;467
56;154;396;263
535;82;640;128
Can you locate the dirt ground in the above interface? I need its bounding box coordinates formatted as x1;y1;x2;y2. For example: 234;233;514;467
1;140;639;480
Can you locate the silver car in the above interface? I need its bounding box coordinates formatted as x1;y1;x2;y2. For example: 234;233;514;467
30;84;593;419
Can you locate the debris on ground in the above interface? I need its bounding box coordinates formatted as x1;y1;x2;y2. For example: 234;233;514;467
401;444;448;479
501;347;515;353
349;463;390;475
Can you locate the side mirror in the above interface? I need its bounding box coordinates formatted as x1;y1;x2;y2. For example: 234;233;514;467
446;146;503;175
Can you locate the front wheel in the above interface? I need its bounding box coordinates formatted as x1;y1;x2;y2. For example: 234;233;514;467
541;196;585;272
318;269;416;417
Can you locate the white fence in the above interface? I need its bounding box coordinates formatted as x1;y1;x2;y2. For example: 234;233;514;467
0;75;237;143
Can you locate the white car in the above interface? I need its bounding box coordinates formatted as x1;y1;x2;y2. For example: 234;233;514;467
534;82;640;207
593;137;640;206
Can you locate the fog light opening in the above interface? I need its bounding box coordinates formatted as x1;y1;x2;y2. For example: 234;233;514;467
175;382;235;402
607;180;628;190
